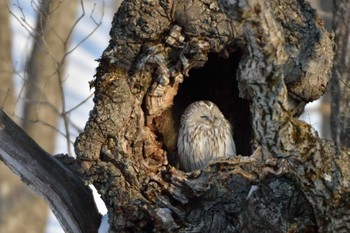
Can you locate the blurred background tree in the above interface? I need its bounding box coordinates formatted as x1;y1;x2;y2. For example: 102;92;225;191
0;0;121;232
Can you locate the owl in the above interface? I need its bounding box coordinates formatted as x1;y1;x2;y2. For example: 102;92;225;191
177;101;236;172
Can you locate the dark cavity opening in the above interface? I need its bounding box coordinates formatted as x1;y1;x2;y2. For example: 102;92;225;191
155;51;252;167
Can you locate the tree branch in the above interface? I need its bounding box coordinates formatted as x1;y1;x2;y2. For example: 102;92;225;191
0;109;101;233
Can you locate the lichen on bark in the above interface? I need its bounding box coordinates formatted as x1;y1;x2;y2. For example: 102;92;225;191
74;0;343;232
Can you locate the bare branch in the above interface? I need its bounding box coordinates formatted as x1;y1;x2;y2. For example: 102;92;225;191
0;109;101;233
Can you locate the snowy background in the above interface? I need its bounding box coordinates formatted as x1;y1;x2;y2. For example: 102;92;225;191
8;0;327;232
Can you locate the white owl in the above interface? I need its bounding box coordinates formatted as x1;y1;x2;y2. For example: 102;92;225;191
177;101;236;172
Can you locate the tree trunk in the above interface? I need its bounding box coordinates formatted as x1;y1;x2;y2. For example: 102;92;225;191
23;0;78;154
0;0;15;112
2;0;347;232
330;0;350;148
73;0;342;232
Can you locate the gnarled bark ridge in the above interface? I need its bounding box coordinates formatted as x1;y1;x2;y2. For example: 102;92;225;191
75;0;340;232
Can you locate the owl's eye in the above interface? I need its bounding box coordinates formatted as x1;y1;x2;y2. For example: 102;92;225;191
200;115;207;119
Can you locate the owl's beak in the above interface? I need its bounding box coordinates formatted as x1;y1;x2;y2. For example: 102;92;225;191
210;116;220;127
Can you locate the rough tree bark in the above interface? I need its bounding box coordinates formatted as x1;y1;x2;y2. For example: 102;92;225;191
71;0;344;232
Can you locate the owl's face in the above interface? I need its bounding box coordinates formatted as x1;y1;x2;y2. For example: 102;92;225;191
183;101;225;128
